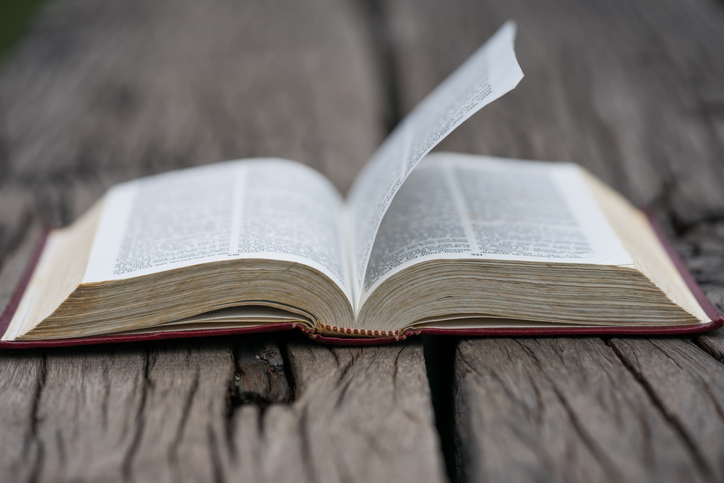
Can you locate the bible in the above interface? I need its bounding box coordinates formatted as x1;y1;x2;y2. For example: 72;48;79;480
1;22;720;347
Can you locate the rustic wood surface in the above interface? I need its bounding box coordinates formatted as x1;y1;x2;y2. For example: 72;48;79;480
0;0;723;481
383;0;724;480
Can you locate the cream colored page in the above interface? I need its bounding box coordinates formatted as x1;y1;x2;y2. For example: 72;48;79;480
83;159;352;301
360;153;633;304
2;232;67;340
347;21;524;300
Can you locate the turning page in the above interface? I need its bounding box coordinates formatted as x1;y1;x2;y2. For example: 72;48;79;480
84;159;353;300
347;21;524;300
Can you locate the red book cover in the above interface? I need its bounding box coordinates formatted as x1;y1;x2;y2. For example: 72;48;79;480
1;212;721;349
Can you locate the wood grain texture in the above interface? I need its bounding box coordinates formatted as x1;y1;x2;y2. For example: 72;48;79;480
455;338;704;483
222;340;446;482
0;349;43;482
608;337;724;481
383;0;724;480
0;0;446;481
279;341;445;482
21;338;446;482
33;345;148;482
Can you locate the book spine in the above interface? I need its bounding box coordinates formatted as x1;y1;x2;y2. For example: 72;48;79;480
316;324;420;341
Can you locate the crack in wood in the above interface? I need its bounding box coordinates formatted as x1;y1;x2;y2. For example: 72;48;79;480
206;423;225;483
23;352;44;459
54;428;66;471
514;339;626;481
700;381;724;428
222;335;299;463
167;362;200;477
100;358;111;433
692;337;724;365
278;337;297;403
336;348;364;384
605;338;714;479
224;343;241;459
391;344;406;387
333;376;356;413
121;347;151;483
297;405;318;483
23;351;46;483
423;336;459;483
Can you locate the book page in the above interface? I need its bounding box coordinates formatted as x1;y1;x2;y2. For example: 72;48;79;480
360;153;634;304
347;21;523;300
83;159;352;300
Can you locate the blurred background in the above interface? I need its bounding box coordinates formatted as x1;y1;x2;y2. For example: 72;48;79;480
1;0;723;228
0;0;48;60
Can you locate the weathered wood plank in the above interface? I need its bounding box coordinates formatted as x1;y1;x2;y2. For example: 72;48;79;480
25;338;446;482
225;340;446;482
0;0;446;480
124;340;236;483
22;337;287;482
275;340;445;482
385;0;724;480
33;345;148;482
608;337;724;481
455;338;704;483
0;349;43;483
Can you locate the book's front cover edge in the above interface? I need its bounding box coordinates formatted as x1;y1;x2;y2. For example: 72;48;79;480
642;210;721;322
0;227;52;345
2;214;721;349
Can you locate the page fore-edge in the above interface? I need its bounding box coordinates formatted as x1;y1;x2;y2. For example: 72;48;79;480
0;229;306;349
1;212;722;349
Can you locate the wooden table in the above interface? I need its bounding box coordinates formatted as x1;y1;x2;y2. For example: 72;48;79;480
1;0;723;481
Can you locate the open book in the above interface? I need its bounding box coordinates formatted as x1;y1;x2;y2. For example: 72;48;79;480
1;23;720;347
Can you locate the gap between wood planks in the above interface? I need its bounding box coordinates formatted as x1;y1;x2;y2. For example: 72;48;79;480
423;333;724;483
